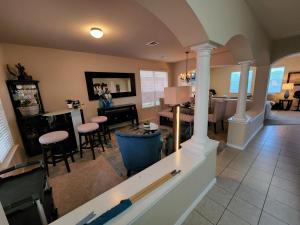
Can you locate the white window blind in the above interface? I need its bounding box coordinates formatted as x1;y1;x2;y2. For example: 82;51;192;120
140;70;168;108
267;67;285;93
0;99;13;162
229;70;253;94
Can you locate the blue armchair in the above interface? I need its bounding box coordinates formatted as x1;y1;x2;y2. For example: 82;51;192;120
115;131;162;177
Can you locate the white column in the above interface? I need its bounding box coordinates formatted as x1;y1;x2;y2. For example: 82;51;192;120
233;60;253;122
191;43;215;144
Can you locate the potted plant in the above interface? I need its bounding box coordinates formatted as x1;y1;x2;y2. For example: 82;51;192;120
7;63;32;81
18;99;39;116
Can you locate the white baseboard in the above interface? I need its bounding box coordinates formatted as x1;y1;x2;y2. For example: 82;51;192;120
226;143;244;150
174;178;216;225
227;124;263;150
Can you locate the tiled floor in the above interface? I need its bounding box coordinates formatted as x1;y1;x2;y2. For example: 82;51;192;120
183;125;300;225
265;110;300;125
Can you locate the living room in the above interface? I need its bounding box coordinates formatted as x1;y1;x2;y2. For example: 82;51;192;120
265;54;300;124
0;1;221;223
1;1;300;225
0;36;233;221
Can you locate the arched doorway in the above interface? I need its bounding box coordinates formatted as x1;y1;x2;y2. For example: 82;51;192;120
265;53;300;125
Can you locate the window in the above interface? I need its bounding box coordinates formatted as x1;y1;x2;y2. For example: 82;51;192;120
267;67;285;93
0;99;14;162
140;70;168;108
229;71;253;93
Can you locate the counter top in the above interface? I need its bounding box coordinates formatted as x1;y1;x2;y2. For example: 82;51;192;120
43;109;81;117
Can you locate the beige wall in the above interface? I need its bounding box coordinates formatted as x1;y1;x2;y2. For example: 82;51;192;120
0;43;172;163
171;58;196;87
187;0;270;65
252;65;270;112
270;54;300;108
171;59;256;98
210;66;239;97
271;35;300;63
170;49;238;87
210;66;256;97
1;44;171;125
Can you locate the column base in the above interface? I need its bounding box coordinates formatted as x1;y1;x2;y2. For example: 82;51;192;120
181;137;219;156
228;111;264;150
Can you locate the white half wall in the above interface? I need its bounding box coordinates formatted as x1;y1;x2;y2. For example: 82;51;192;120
227;111;264;150
50;140;218;225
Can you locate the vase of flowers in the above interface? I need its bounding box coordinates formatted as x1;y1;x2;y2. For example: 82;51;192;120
97;83;112;109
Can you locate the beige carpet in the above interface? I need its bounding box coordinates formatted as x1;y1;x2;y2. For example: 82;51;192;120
48;154;124;216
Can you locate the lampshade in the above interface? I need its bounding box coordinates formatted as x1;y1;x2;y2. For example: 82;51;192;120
164;86;191;105
282;83;294;90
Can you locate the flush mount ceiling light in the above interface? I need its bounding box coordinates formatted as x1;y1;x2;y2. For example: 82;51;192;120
90;27;104;39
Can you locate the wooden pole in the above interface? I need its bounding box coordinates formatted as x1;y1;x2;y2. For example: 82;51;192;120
85;170;181;225
130;170;180;203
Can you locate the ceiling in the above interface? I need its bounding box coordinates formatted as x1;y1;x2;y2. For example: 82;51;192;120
0;0;192;62
245;0;300;40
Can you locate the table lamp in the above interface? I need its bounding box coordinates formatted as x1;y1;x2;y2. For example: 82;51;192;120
164;86;192;151
282;83;294;99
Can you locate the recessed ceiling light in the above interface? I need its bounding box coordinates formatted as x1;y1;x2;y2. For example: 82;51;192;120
90;27;104;39
146;41;159;47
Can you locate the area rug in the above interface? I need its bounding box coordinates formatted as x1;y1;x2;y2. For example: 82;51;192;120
48;154;124;216
265;110;300;125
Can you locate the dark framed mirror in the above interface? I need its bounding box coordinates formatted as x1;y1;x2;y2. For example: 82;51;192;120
85;72;136;100
287;71;300;86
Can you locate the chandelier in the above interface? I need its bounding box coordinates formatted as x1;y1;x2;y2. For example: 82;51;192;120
180;51;194;83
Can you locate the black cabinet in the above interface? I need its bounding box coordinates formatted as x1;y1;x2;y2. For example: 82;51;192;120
6;80;46;156
6;80;80;156
98;104;139;127
44;111;78;152
18;115;48;156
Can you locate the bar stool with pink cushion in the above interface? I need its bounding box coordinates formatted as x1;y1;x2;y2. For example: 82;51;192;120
91;116;111;144
77;122;103;160
39;130;74;175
